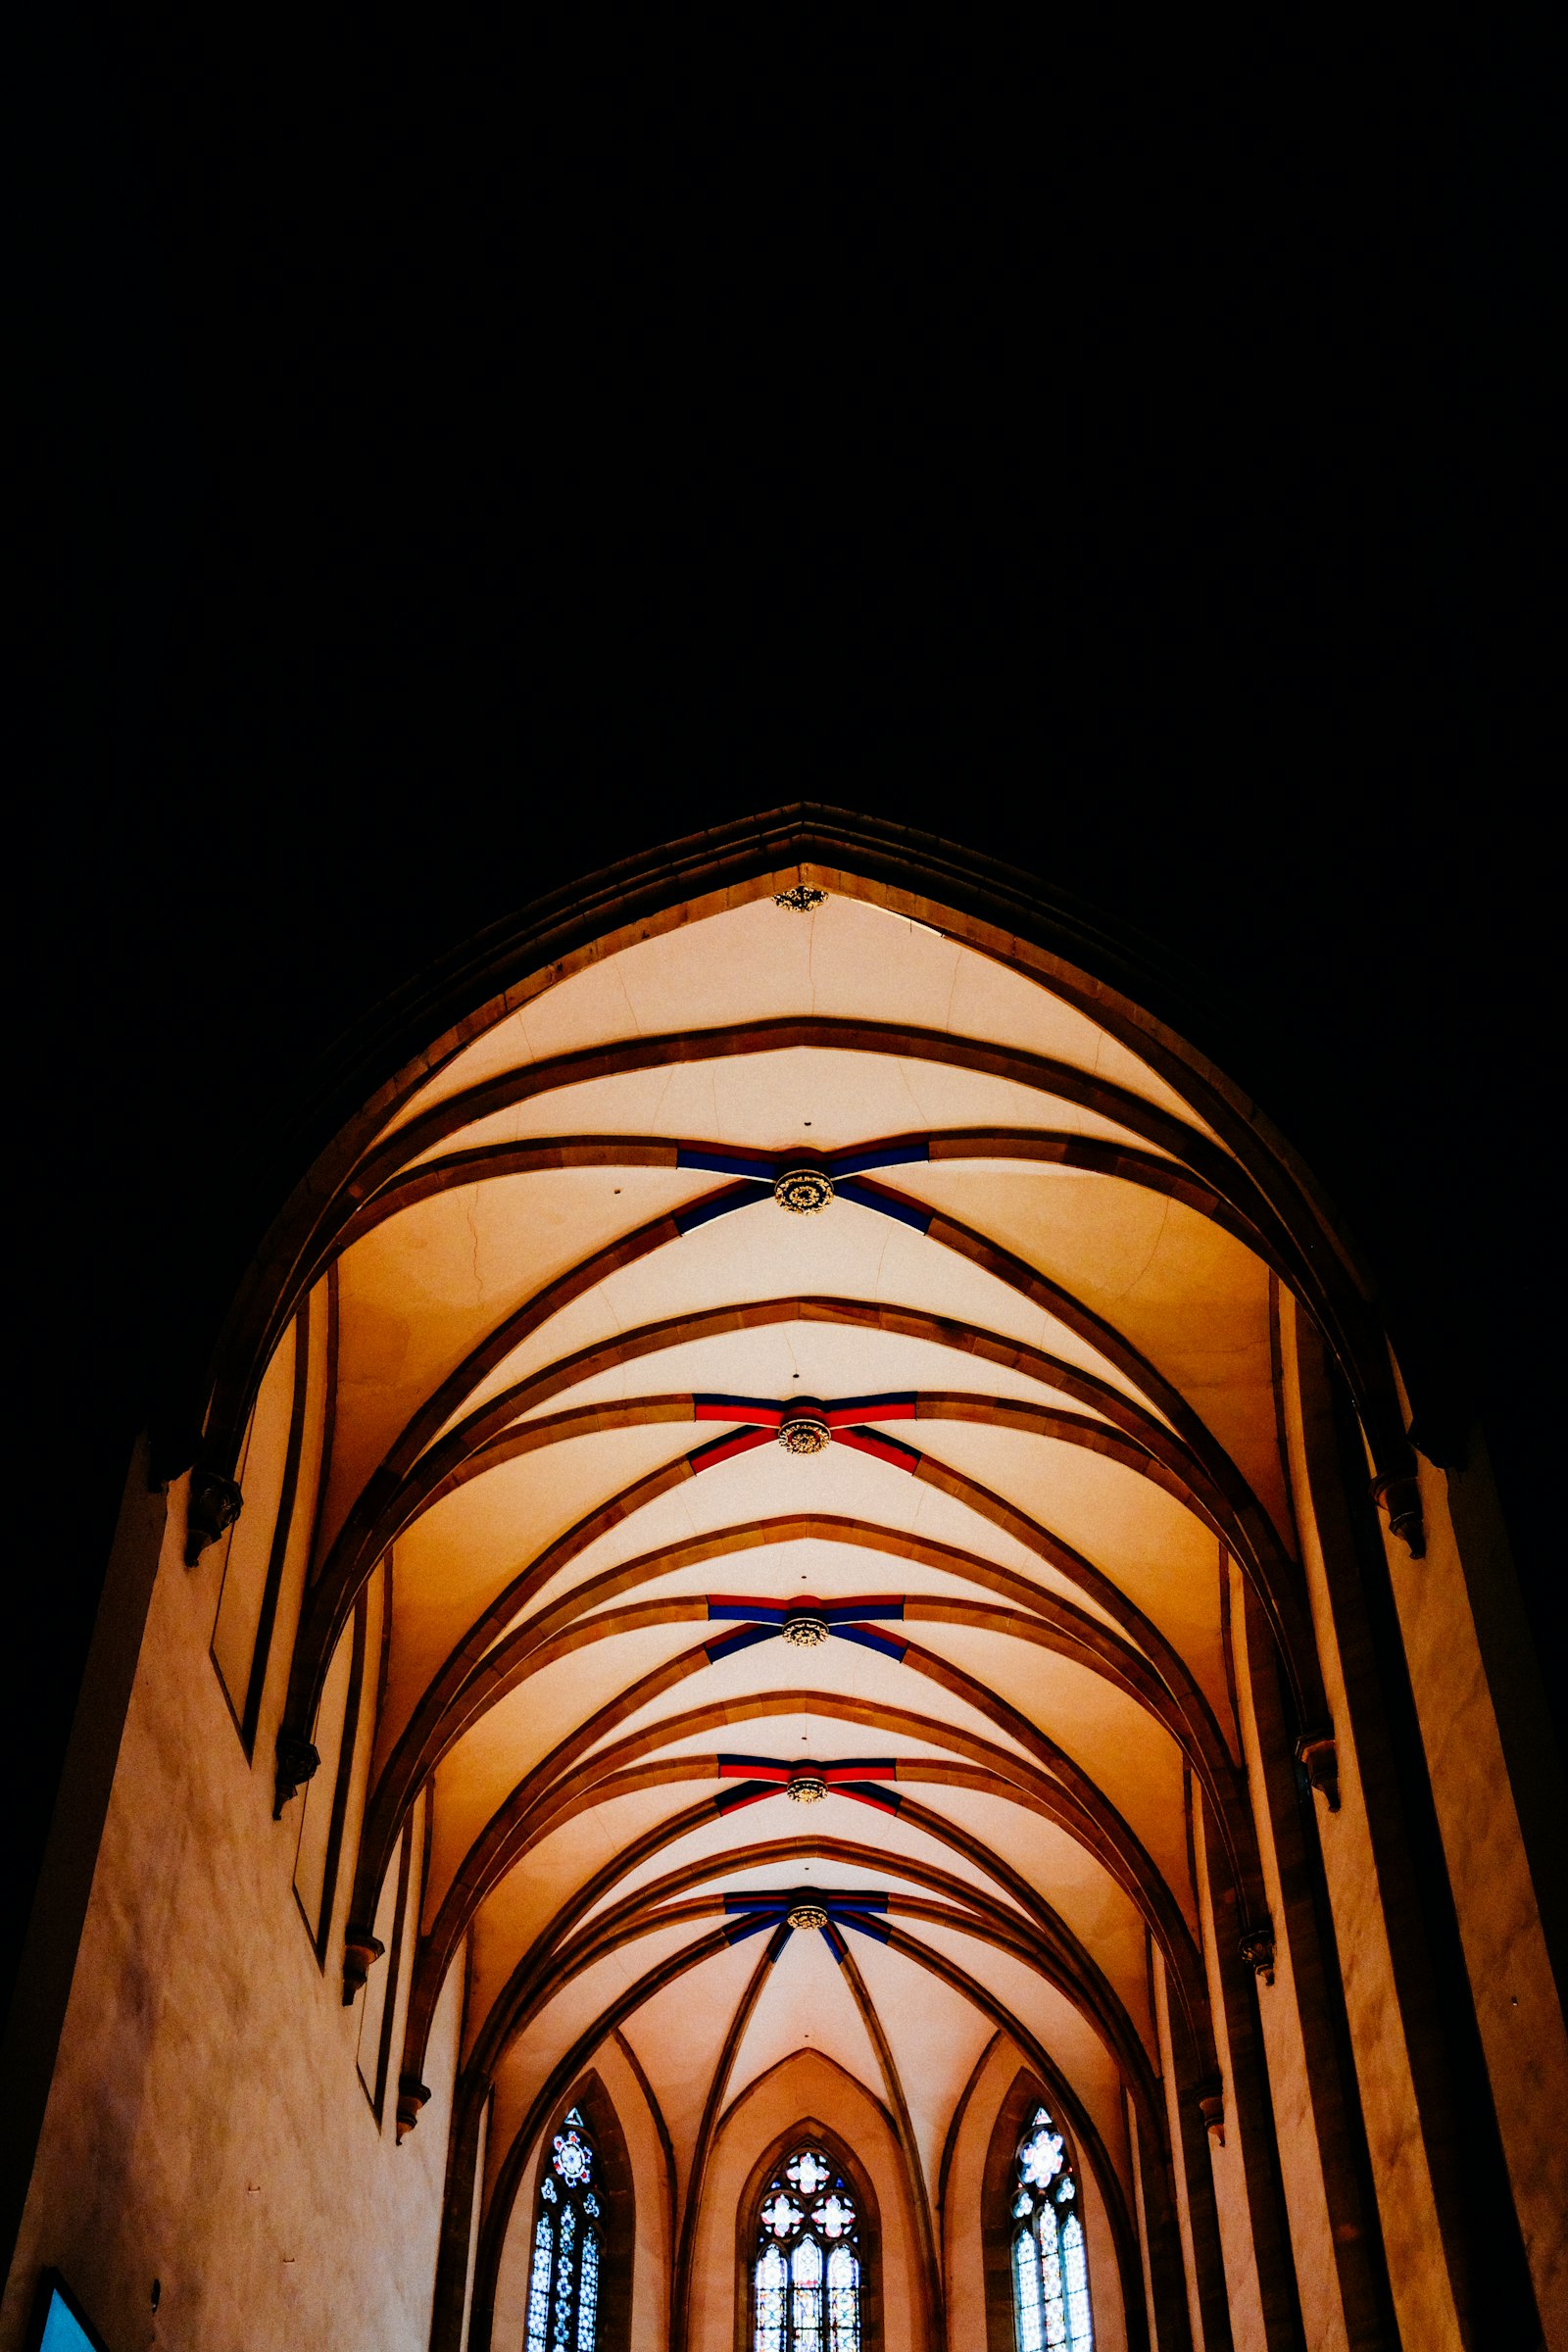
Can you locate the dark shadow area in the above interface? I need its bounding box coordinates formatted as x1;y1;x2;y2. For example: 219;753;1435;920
10;8;1563;2046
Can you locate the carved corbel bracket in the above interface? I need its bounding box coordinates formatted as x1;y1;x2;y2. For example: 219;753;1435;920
1195;2079;1226;2145
184;1469;243;1566
342;1929;386;2006
396;2075;432;2143
273;1731;320;1819
1370;1470;1425;1559
1296;1729;1341;1813
1240;1925;1276;1986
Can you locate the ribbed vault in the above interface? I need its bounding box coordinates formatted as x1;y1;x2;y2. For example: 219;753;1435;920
237;870;1415;2352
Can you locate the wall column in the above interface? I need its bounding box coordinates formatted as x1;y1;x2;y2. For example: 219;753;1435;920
1379;1419;1568;2346
1233;1573;1394;2349
429;2076;488;2352
1194;1797;1304;2351
1131;2093;1198;2352
1282;1297;1539;2348
1152;1952;1234;2352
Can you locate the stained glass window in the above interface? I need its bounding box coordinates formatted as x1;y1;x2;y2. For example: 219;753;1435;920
757;2242;788;2352
526;2213;554;2352
752;2143;861;2351
1040;2202;1066;2351
791;2235;823;2351
576;2228;600;2350
1061;2216;1091;2349
826;2243;859;2352
523;2106;606;2352
1008;2106;1092;2352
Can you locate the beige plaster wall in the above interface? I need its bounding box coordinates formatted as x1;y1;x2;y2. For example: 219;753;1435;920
3;1464;461;2352
687;2053;921;2352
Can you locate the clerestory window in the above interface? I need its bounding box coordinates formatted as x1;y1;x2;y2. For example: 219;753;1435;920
1008;2105;1093;2352
524;2108;605;2351
751;2143;862;2352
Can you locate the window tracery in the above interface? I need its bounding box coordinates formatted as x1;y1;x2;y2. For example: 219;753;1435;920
751;2143;862;2352
524;2108;605;2352
1008;2106;1092;2351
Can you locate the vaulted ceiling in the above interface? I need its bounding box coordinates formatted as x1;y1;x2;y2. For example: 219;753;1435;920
276;874;1321;2313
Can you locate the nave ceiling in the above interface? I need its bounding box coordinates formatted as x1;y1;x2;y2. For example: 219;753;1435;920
234;873;1375;2339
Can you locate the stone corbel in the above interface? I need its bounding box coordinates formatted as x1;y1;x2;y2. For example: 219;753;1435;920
184;1468;243;1566
1295;1729;1341;1813
396;2075;432;2143
1195;2079;1226;2145
1370;1470;1425;1559
273;1731;320;1819
342;1929;386;2006
1240;1924;1276;1985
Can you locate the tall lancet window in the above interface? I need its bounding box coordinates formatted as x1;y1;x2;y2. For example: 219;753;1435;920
525;2108;604;2351
752;2144;862;2352
1008;2105;1093;2351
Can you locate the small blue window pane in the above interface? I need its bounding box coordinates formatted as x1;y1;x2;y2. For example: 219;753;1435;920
755;2241;788;2352
1013;2229;1044;2352
1061;2214;1093;2351
39;2290;99;2352
576;2229;601;2350
526;2212;554;2352
827;2243;859;2352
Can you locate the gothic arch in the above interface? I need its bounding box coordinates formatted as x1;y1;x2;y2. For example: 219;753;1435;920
518;2072;637;2352
981;2070;1094;2352
731;2112;887;2352
20;808;1558;2352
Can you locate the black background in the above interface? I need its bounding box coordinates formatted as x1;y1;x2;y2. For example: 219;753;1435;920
9;11;1564;2002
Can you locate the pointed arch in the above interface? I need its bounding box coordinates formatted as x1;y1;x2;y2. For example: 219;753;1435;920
144;819;1455;2350
734;2113;887;2352
983;2070;1094;2352
190;813;1416;1510
516;2070;636;2352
